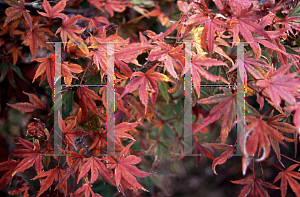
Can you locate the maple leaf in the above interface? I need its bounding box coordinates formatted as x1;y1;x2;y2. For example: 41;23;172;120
74;182;102;197
62;61;83;85
86;50;108;73
106;141;150;192
273;164;300;197
185;13;226;57
87;0;131;17
76;87;102;121
114;43;152;75
119;65;174;112
104;0;132;17
22;24;54;59
55;15;89;54
232;174;279;197
3;0;33;29
37;0;67;19
33;53;82;89
227;54;270;89
27;120;50;140
226;4;271;54
55;149;85;190
77;156;115;184
256;64;300;107
285;103;300;142
32;166;67;197
278;15;300;37
193;141;214;165
0;160;20;190
177;1;189;12
9;138;43;176
147;42;184;79
183;53;228;98
0;21;23;36
206;143;236;174
144;5;170;26
59;115;89;149
240;115;286;162
9;183;30;197
112;122;138;146
7;45;23;65
7;92;46;112
99;86;130;117
194;88;236;143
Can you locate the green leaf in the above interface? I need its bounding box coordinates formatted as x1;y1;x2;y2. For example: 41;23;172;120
261;51;271;64
10;64;30;85
174;99;183;116
284;45;299;55
289;2;300;16
64;90;74;117
158;81;170;104
0;63;8;83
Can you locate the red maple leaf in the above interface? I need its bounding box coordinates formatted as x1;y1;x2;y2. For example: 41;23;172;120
194;88;236;143
73;182;102;197
206;143;236;174
77;156;115;185
58;115;89;149
111;122;138;147
7;92;46;112
256;64;300;107
232;174;279;197
183;53;228;98
273;164;300;197
240;115;286;163
55;149;85;191
9;138;43;176
0;160;20;190
32;166;67;197
55;15;88;54
76;87;102;121
37;0;67;19
147;42;184;79
87;0;131;17
105;141;150;192
119;64;174;112
226;4;271;54
185;12;226;57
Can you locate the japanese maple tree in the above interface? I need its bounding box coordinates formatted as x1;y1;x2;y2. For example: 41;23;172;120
1;0;300;196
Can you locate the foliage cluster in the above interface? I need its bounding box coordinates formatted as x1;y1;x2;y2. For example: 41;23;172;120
1;0;300;196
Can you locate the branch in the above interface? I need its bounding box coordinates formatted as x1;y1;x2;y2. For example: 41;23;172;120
0;0;89;15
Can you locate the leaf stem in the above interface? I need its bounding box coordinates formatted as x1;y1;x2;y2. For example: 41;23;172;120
271;149;300;164
80;60;92;85
263;160;284;171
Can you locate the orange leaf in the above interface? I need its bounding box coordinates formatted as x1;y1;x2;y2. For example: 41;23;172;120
22;24;54;59
7;92;46;112
4;0;33;29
